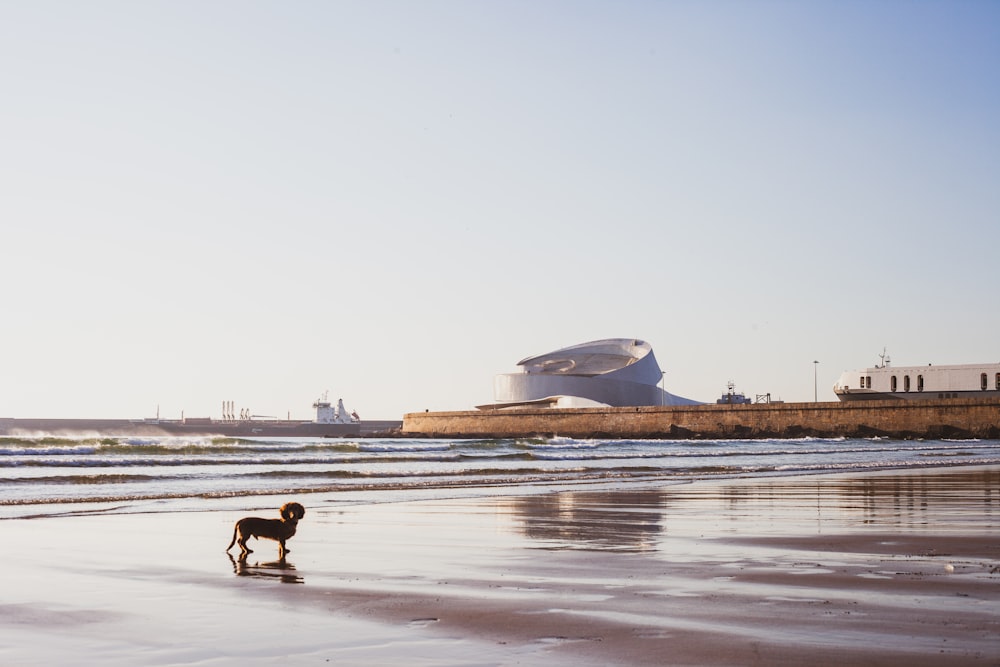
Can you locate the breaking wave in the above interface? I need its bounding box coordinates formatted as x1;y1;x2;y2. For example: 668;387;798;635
1;435;998;511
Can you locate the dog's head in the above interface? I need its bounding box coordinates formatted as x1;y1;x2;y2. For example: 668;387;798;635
280;502;306;523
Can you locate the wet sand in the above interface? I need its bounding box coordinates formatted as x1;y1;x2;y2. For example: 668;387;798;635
2;465;998;666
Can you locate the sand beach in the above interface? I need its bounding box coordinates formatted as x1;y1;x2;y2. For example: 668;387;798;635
1;465;998;666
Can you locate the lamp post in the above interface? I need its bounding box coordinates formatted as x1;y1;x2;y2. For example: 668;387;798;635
813;360;819;402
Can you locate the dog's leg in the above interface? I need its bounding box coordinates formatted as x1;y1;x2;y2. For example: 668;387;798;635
238;531;253;555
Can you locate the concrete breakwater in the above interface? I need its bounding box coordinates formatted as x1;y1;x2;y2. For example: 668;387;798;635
403;397;1000;440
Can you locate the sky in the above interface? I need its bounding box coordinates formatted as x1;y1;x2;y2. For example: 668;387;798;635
2;1;998;420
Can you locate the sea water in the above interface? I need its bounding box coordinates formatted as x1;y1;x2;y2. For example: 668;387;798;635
2;435;999;518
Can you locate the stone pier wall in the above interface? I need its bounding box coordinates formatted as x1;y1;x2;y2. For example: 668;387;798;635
402;398;1000;440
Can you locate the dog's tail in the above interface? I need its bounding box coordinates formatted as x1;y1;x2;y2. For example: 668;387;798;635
225;522;239;552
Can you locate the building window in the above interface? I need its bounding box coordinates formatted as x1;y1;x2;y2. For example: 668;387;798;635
917;375;924;392
904;375;911;392
982;373;989;391
866;376;872;389
859;376;865;389
995;373;1000;390
890;376;897;392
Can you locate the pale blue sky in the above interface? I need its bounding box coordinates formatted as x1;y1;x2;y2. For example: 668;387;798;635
2;1;998;419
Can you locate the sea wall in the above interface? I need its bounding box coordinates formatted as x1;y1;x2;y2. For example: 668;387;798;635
402;398;1000;440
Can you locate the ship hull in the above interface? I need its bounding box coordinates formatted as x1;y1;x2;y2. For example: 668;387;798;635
834;389;984;402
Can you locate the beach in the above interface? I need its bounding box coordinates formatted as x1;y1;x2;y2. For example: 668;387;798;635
2;465;998;666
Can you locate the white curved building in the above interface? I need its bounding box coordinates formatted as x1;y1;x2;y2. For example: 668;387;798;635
482;338;701;409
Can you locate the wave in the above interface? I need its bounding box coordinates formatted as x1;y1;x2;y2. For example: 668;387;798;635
1;435;998;511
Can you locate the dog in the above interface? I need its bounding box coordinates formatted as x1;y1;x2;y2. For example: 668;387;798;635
226;502;306;557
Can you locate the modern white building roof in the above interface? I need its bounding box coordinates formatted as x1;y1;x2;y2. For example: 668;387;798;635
480;338;701;409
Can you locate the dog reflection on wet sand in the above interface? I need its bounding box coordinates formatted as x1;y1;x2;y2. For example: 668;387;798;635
227;552;303;584
226;502;305;557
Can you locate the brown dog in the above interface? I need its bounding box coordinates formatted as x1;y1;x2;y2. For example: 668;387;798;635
226;502;306;557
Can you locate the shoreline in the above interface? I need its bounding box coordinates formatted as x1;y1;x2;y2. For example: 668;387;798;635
2;464;998;665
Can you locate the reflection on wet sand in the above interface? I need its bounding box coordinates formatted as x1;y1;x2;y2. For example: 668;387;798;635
710;467;999;529
228;553;304;584
503;467;1000;551
503;490;666;552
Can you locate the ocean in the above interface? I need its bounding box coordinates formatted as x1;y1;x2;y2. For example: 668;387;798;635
3;435;999;519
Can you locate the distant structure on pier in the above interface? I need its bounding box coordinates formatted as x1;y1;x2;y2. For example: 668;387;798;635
479;338;701;410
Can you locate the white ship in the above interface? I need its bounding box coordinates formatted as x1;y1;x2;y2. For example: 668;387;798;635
833;351;1000;401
